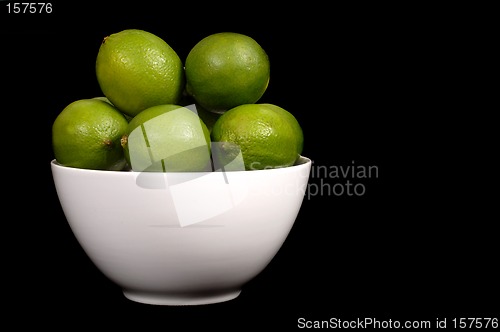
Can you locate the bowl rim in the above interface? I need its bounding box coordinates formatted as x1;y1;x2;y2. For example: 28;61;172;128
50;155;312;175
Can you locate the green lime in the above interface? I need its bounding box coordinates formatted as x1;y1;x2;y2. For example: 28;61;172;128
52;98;129;170
211;103;303;170
185;32;270;113
96;29;185;117
260;103;304;155
121;104;211;172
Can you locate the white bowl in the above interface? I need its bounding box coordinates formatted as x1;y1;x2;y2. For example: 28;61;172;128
51;156;311;305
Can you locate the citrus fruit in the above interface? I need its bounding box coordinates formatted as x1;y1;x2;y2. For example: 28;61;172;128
121;104;211;172
96;29;185;117
211;103;303;170
52;98;129;170
259;103;304;155
185;32;270;113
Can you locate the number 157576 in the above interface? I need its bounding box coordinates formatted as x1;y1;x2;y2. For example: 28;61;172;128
452;318;498;329
6;3;52;14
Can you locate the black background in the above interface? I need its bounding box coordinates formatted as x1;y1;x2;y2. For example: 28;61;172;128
2;1;497;329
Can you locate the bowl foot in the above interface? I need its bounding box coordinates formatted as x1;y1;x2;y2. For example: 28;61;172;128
122;289;242;306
